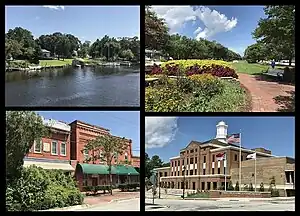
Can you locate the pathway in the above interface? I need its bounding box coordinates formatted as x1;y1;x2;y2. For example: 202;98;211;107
238;73;295;112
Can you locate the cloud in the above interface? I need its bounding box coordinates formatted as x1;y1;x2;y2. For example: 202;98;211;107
35;16;40;20
194;27;202;34
145;117;178;149
150;5;237;40
42;6;65;10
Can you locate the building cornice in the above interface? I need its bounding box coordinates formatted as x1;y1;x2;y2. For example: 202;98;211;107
210;146;275;157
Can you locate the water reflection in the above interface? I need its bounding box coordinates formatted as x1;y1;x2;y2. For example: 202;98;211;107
5;66;140;106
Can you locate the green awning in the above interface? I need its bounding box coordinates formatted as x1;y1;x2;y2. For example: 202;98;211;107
77;163;117;175
77;163;139;175
115;165;139;175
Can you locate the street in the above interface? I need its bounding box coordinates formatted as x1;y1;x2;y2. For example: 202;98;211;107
145;198;295;211
76;198;140;211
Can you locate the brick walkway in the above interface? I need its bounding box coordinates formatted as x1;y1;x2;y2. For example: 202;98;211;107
83;191;140;205
238;73;295;112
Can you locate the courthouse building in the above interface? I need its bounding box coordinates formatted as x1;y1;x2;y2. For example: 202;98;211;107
154;121;295;197
24;117;140;191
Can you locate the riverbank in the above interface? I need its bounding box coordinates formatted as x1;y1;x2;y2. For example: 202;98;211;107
6;58;139;72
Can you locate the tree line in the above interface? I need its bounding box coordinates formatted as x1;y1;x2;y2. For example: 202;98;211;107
5;27;140;62
145;6;242;61
145;153;169;179
243;6;295;65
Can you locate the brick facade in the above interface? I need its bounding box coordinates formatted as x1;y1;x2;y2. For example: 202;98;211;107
28;124;71;161
154;121;295;197
69;120;139;167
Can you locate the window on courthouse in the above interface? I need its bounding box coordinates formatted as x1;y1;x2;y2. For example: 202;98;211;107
218;168;220;174
204;156;206;163
212;168;214;174
190;170;193;175
195;157;197;164
190;158;194;164
235;154;237;161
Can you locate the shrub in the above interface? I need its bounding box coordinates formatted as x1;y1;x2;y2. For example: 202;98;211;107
145;87;185;112
227;181;234;191
159;60;238;78
188;74;224;98
235;181;240;191
259;182;264;192
118;183;139;191
6;165;83;211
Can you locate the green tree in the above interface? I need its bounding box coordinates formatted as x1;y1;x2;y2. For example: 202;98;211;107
81;135;127;195
253;5;295;65
120;49;134;60
6;111;48;185
145;7;169;51
5;38;22;59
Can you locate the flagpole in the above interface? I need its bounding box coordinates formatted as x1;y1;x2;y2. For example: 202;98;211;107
239;130;242;191
224;153;227;191
255;150;256;192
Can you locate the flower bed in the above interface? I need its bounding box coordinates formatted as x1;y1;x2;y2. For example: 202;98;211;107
145;74;249;112
148;59;238;78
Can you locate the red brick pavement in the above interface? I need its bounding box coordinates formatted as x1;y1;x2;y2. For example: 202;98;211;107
83;191;140;205
238;73;295;112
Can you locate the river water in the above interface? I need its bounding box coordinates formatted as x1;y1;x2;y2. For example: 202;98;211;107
5;66;140;106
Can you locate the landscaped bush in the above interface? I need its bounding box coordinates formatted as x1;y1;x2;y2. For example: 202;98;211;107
83;185;113;195
149;60;238;78
118;183;140;191
6;165;83;211
145;74;248;112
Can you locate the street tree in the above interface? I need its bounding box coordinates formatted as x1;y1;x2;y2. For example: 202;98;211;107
253;5;295;65
81;135;127;195
145;7;169;51
6;111;48;185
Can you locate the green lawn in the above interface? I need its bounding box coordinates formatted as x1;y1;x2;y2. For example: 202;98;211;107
231;60;291;75
232;61;270;75
39;59;73;67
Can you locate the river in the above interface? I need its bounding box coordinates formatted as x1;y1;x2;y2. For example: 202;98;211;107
5;66;140;106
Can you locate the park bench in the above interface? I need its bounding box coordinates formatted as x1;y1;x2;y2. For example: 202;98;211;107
264;68;284;80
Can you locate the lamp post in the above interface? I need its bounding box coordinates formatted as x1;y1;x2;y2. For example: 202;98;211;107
182;166;186;199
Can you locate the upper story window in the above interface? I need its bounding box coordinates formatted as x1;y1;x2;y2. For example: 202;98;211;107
195;157;198;164
204;155;206;163
51;141;58;155
60;142;66;156
178;160;180;166
235;154;238;161
83;149;89;161
190;149;194;153
164;172;167;177
190;157;194;164
172;161;174;167
187;158;189;164
175;161;177;166
195;148;197;152
212;155;215;162
34;139;42;153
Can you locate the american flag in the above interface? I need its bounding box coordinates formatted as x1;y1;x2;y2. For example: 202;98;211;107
227;133;240;144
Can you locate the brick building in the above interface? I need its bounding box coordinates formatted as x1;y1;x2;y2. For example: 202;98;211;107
154;121;295;197
24;117;140;191
24;118;75;172
69;120;140;191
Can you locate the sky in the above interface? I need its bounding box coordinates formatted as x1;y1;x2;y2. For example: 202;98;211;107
5;5;140;43
145;117;295;162
36;111;140;157
150;5;267;56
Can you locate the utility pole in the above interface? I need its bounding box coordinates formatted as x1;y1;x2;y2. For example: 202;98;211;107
183;167;186;199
